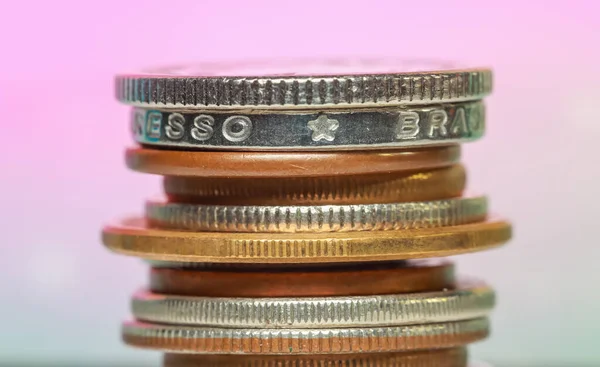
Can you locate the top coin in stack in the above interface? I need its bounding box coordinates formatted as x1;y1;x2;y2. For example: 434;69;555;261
116;59;491;151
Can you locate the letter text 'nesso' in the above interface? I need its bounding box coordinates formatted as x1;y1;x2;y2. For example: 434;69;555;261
131;102;484;149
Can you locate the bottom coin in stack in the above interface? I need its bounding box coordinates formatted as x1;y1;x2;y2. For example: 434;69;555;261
122;318;489;354
163;347;468;366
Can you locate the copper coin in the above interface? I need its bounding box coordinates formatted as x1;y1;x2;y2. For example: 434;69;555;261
163;164;466;205
149;259;455;297
102;216;511;263
163;347;468;366
125;145;460;178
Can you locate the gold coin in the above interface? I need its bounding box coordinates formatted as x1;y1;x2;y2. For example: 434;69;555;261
125;146;460;178
163;165;466;205
102;217;511;263
123;318;488;354
163;347;468;366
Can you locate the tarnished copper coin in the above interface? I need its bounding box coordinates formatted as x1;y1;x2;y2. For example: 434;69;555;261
163;164;466;205
163;347;468;367
125;146;460;178
149;259;454;297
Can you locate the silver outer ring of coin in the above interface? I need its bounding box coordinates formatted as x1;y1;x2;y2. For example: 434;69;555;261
115;67;492;109
145;196;487;232
131;101;484;151
131;279;493;328
123;318;489;354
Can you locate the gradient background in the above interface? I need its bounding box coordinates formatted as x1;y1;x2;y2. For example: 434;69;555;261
1;1;598;366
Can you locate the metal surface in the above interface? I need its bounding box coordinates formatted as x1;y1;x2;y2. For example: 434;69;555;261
122;318;489;354
131;279;493;328
106;60;510;362
148;259;455;297
163;347;468;367
115;59;492;109
163;165;466;205
131;101;484;150
125;146;461;178
145;196;487;232
102;216;511;263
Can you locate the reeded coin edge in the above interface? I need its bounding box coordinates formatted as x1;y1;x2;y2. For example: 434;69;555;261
162;347;468;367
131;279;494;328
102;217;511;263
116;70;492;109
122;318;490;354
144;195;488;232
145;258;442;269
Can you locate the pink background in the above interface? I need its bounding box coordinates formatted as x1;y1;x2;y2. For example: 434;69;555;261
1;1;599;365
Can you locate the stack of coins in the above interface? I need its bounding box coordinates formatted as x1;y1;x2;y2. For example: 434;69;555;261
102;60;512;367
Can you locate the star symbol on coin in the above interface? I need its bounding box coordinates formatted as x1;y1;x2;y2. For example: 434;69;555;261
307;115;339;142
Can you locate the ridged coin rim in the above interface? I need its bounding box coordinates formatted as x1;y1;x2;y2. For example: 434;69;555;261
102;216;511;263
115;65;492;109
131;279;493;328
122;318;489;354
163;347;468;367
145;195;487;232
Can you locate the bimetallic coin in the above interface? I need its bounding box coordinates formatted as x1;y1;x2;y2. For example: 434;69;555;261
122;318;489;354
102;217;511;263
126;146;461;178
131;279;493;328
145;196;487;233
115;59;492;109
163;165;467;205
131;101;484;151
163;348;468;367
149;259;455;297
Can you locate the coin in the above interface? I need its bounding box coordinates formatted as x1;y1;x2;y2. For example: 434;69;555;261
122;318;489;354
163;165;466;206
145;195;487;233
102;217;511;263
163;347;468;367
131;101;484;151
131;279;493;328
125;146;461;178
149;259;455;297
115;59;492;109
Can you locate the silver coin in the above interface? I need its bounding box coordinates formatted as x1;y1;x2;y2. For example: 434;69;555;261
131;101;484;150
116;59;492;109
131;279;493;328
122;317;489;354
145;196;487;232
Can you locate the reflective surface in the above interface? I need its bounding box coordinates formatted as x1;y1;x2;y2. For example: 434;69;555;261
1;1;598;366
